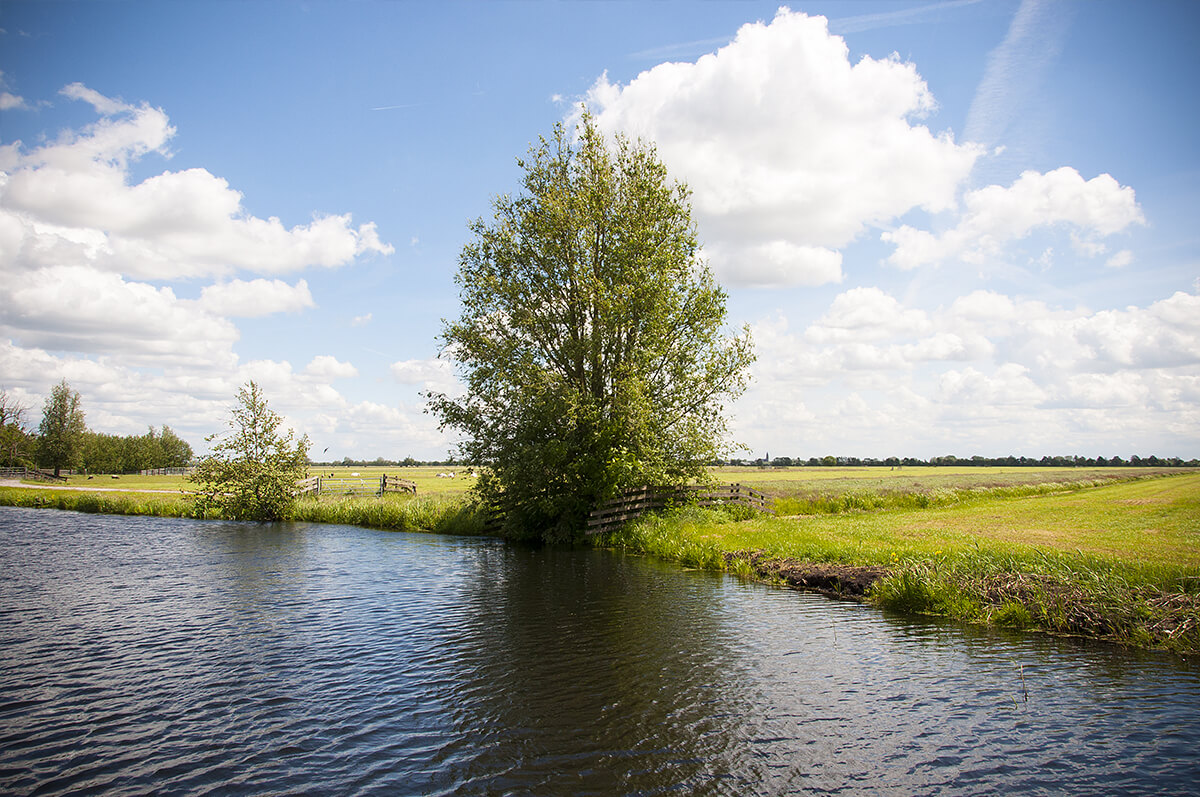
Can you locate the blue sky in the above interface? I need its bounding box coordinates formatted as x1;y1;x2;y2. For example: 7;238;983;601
2;0;1197;461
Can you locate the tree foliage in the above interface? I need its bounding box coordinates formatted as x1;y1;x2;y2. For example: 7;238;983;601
428;115;755;540
81;426;193;473
190;382;309;521
0;389;34;468
38;380;86;477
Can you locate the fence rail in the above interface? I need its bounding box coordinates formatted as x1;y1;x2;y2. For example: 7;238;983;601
294;475;321;497
486;483;773;537
0;467;68;482
293;473;418;498
139;467;195;476
381;474;417;494
586;483;772;536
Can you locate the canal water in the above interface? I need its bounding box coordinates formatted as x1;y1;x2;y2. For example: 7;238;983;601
1;506;1197;795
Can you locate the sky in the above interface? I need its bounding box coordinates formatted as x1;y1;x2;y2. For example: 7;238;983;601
1;0;1198;462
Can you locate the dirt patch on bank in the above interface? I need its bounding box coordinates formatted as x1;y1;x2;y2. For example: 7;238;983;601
0;479;180;494
723;550;889;599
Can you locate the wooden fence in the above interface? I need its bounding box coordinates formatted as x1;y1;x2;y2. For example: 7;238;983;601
586;483;772;536
295;475;321;497
139;467;195;476
484;482;772;536
0;467;67;482
381;474;418;494
294;473;417;498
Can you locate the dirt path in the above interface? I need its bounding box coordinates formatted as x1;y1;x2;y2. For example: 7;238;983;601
0;479;181;494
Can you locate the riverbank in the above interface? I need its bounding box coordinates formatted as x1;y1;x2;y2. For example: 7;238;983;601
593;473;1200;653
0;485;487;535
2;470;1197;653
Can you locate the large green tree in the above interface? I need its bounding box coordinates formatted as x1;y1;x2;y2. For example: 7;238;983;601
190;381;309;521
428;115;755;541
38;380;86;477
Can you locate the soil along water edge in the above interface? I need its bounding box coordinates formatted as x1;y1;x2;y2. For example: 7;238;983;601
2;467;1197;652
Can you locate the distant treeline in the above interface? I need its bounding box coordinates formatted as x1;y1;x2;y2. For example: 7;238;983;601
319;453;1199;470
314;456;461;468
80;427;193;474
728;454;1199;468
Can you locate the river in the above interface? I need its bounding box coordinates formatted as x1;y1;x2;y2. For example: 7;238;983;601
1;506;1197;795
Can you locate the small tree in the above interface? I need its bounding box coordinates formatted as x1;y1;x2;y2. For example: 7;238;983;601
190;381;309;521
0;389;34;468
38;380;86;477
428;114;755;540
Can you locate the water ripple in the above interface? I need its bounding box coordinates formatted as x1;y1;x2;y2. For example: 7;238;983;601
1;506;1198;795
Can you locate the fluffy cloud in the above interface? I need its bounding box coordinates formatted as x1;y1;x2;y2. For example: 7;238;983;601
584;7;981;287
304;355;359;381
0;84;393;281
806;286;930;343
0;84;428;457
0;265;238;368
391;357;458;394
198;278;315;317
733;287;1200;457
883;167;1145;269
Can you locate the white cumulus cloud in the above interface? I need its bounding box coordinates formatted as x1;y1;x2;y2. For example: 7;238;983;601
198;278;315;318
0;84;394;281
0;265;239;368
583;7;981;287
304;355;359;381
806;286;931;343
883;167;1144;269
390;357;458;393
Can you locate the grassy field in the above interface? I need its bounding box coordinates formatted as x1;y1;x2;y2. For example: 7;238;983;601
17;465;479;497
674;473;1199;569
24;463;1181;501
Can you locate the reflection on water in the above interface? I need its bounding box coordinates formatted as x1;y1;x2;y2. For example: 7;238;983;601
1;506;1197;795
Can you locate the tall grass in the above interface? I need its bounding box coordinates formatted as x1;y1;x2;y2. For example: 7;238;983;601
0;487;197;518
870;548;1200;653
0;487;487;536
292;495;487;535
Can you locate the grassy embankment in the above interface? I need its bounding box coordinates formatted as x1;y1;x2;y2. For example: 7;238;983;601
0;466;485;534
596;468;1200;653
3;465;1197;651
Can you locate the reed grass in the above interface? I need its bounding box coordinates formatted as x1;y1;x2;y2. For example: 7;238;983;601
291;495;488;535
0;487;487;535
0;486;197;517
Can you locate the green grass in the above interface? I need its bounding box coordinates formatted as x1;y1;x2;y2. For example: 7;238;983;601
713;465;1186;515
292;494;487;535
0;486;197;517
0;485;487;534
28;465;480;497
